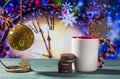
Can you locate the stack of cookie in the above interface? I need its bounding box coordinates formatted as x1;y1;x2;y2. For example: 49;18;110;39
58;53;75;73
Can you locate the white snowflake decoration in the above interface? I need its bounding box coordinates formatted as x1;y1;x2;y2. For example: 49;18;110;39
59;11;77;27
62;2;72;12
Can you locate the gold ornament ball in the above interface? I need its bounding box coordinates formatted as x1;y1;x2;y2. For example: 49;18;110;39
8;24;34;51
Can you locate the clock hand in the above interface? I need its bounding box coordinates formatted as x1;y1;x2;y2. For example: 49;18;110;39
52;15;54;30
47;30;52;58
45;7;54;30
28;21;39;33
47;30;51;50
50;15;54;30
32;21;39;33
36;20;52;58
28;24;37;33
45;11;51;30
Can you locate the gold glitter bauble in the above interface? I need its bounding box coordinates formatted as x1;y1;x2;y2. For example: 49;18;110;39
8;24;34;51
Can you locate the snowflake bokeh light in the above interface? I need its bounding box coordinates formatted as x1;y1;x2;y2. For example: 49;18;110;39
75;0;84;10
62;2;72;12
59;11;77;27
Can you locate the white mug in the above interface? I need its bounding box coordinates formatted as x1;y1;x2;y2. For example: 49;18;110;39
71;36;99;72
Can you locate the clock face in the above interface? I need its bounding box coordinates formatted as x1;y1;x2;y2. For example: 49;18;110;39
10;16;81;59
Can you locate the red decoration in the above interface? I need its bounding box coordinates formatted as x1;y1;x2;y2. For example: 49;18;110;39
98;64;103;68
47;0;50;3
102;54;107;59
111;45;115;49
4;45;10;51
35;0;40;6
98;38;116;68
100;39;104;44
0;43;3;48
108;49;113;54
98;58;102;62
72;36;98;39
1;51;6;57
11;8;15;12
98;61;104;68
20;4;23;9
107;39;111;43
54;4;59;9
28;2;32;7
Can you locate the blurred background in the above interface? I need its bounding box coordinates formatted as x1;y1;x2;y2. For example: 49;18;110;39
0;0;120;59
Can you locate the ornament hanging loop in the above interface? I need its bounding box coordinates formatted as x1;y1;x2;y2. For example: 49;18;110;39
20;0;23;24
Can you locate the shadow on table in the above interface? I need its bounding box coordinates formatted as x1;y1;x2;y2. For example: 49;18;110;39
36;71;78;77
35;69;120;77
76;69;120;75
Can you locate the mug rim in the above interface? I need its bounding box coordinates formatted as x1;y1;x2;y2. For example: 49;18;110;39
72;36;99;39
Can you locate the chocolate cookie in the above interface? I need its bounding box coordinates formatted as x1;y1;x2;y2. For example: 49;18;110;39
58;53;75;73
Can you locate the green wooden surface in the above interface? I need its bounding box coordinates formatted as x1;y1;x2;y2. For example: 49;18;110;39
0;59;120;79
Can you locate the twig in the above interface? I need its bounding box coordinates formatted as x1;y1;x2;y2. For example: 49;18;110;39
0;0;11;13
